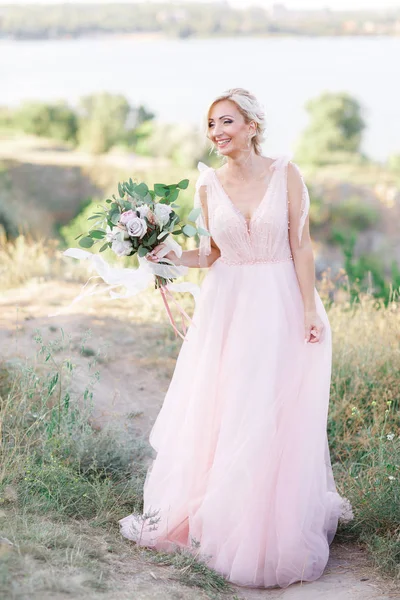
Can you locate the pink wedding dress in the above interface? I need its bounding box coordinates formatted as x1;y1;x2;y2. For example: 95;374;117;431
119;155;352;588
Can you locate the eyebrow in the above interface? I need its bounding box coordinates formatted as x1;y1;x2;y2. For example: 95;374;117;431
208;114;234;121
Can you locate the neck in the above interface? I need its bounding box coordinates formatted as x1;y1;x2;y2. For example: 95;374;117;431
225;151;263;180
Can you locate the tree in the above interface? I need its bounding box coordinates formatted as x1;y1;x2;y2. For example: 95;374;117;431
295;92;366;165
77;93;131;154
13;101;78;144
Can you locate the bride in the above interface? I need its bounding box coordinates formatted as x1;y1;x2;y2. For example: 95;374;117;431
119;87;352;589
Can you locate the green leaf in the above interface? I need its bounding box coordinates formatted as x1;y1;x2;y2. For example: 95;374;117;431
79;237;94;248
118;182;125;198
110;211;120;225
147;232;158;245
138;245;148;257
170;203;180;208
89;230;106;239
74;233;84;240
154;183;168;197
197;227;211;236
135;183;149;197
172;229;183;235
167;188;179;203
99;242;110;252
87;215;102;221
105;199;112;204
182;224;197;237
177;179;189;189
188;207;201;222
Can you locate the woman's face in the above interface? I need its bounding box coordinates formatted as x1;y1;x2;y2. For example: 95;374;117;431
207;100;255;157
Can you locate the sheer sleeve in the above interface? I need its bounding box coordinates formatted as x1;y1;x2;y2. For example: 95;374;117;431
287;161;311;247
194;162;212;267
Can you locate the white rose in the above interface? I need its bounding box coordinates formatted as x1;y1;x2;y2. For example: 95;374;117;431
111;238;132;257
126;216;147;239
154;203;172;227
137;205;150;219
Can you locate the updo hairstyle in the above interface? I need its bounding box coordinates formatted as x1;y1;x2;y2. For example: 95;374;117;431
205;88;266;155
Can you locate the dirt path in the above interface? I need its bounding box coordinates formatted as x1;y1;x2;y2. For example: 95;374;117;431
0;280;396;600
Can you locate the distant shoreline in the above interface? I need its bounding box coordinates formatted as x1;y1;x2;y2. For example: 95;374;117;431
1;31;399;43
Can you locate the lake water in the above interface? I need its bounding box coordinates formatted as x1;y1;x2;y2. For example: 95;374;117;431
1;35;399;160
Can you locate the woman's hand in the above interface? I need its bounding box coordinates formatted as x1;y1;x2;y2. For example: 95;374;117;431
146;243;180;265
304;310;324;344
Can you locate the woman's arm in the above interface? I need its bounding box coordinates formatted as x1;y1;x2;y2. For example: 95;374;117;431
287;162;323;343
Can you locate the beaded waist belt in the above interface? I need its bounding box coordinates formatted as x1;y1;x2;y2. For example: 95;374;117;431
218;256;293;266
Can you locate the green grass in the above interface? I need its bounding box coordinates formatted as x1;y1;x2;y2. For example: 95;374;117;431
325;294;400;579
0;328;232;598
1;247;400;594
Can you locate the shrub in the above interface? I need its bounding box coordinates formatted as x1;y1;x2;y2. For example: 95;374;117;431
13;100;79;144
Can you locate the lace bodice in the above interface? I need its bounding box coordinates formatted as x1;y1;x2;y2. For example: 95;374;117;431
194;155;310;267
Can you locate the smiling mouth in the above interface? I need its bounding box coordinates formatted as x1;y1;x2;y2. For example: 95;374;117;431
216;138;231;148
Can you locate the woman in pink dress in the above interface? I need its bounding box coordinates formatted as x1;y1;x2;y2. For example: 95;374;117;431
119;88;352;589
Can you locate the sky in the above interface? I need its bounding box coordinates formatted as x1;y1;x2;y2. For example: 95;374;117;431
0;0;399;11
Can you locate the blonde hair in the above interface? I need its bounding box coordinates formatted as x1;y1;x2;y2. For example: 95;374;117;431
205;88;266;156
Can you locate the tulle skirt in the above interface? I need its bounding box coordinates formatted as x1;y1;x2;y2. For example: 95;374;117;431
119;258;350;588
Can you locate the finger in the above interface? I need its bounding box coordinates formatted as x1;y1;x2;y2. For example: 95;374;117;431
309;327;320;343
304;326;311;344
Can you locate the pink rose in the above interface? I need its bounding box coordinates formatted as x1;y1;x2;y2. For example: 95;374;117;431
120;210;137;225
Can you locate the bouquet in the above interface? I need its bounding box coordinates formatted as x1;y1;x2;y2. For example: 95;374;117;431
63;175;210;339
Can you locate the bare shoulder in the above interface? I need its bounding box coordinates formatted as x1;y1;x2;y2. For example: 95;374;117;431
287;161;304;192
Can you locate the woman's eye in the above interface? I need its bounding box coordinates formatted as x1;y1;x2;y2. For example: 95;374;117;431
224;120;233;124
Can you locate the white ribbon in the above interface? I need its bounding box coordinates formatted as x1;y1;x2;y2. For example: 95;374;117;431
49;236;200;316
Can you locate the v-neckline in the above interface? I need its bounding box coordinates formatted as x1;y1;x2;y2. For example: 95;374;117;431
211;158;277;231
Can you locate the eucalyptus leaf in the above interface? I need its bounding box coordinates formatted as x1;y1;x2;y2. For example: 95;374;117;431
79;237;94;248
148;232;158;245
135;182;149;197
172;229;182;235
89;230;106;239
177;179;189;189
197;227;211;236
154;183;168;197
167;188;179;203
110;212;120;225
182;224;198;237
74;233;84;240
144;192;152;203
188;207;201;222
99;242;110;252
138;245;148;257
